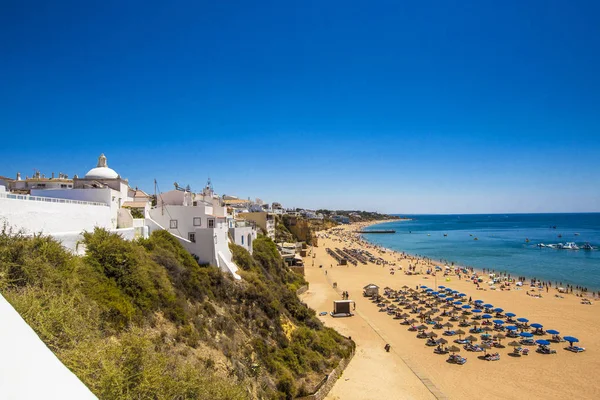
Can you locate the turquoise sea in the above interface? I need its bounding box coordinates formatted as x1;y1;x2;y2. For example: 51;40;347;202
365;213;600;290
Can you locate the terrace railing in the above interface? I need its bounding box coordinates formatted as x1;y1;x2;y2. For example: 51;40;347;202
0;192;107;207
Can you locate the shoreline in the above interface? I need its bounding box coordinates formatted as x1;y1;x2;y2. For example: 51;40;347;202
358;219;599;296
301;221;599;399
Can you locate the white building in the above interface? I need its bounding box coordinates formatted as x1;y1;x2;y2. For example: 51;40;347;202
30;154;139;229
0;154;148;254
2;171;73;193
148;180;257;280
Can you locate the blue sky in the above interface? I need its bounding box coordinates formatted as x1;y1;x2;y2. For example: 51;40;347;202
1;1;599;213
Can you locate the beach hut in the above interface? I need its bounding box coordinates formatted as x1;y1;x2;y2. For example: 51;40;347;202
363;284;380;297
331;300;355;317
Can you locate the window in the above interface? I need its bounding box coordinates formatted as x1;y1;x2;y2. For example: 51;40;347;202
208;218;215;228
193;217;201;226
60;184;67;188
188;233;195;243
170;219;178;229
241;235;244;245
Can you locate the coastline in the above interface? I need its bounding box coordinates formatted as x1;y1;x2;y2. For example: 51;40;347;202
359;219;598;296
301;221;599;400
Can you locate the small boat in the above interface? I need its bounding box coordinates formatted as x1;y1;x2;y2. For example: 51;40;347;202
558;234;562;238
574;233;580;236
581;243;594;250
444;234;448;237
537;243;546;248
427;234;431;236
561;242;579;250
474;237;478;241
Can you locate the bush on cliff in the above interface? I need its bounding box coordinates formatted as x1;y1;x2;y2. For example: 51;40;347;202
0;228;353;400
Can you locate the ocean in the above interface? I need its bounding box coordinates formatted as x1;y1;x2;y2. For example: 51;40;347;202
365;213;600;290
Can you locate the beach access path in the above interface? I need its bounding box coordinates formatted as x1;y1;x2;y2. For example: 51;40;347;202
301;222;600;400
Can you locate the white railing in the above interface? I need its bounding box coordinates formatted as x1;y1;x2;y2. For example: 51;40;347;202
0;192;107;207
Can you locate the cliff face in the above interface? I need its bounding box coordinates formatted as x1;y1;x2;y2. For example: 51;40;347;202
0;228;352;399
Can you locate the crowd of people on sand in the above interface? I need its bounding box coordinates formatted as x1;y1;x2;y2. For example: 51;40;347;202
317;223;598;301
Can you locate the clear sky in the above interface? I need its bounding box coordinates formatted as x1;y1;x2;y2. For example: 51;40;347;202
1;1;599;214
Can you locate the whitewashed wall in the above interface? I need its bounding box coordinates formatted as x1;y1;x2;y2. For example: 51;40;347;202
229;225;256;254
51;227;149;255
0;196;111;235
31;188;120;228
0;294;97;399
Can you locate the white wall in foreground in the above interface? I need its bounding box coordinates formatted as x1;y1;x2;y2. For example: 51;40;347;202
0;294;97;400
0;195;111;234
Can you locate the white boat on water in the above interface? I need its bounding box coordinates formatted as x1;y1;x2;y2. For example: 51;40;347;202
537;243;546;248
582;243;595;250
560;242;579;250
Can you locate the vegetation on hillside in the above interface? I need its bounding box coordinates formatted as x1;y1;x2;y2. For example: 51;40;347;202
0;227;353;399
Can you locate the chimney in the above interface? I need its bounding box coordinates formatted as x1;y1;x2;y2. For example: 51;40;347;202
16;172;21;181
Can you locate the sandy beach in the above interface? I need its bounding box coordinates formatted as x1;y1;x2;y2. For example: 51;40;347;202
301;221;599;400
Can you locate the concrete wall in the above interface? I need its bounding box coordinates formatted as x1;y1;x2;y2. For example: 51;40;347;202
229;225;256;254
0;294;97;399
50;226;148;255
297;348;355;400
31;188;120;228
0;195;111;235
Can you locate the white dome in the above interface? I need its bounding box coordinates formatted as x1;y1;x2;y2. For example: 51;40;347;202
84;166;119;179
84;153;120;179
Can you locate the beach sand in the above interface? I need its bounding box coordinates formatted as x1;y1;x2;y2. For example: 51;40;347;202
301;222;599;400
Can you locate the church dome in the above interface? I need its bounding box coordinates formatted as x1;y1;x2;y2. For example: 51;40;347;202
84;154;119;179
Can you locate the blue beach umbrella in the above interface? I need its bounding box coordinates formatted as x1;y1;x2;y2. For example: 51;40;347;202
446;288;453;292
517;318;529;323
505;313;516;318
474;300;484;304
493;319;505;325
563;336;579;343
453;301;462;305
472;309;482;313
531;323;543;329
506;326;518;331
462;305;472;309
421;286;428;289
425;288;433;292
520;332;534;338
438;285;445;289
438;293;447;297
494;308;504;313
484;304;493;309
482;314;492;319
536;340;551;346
459;293;466;297
546;329;560;335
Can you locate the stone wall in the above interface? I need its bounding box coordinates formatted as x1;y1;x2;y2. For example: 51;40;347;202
290;265;305;276
296;348;355;400
296;284;309;296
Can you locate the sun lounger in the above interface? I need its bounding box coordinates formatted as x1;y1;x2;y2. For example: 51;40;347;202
566;346;585;353
447;354;467;365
